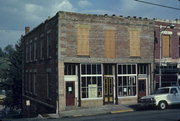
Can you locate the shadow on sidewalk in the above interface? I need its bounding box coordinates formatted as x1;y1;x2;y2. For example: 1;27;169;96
128;104;180;111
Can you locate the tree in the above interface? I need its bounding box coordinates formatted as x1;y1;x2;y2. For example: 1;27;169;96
3;38;23;109
0;47;4;57
3;45;15;57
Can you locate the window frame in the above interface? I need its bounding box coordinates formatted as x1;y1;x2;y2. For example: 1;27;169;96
117;64;137;97
80;64;103;99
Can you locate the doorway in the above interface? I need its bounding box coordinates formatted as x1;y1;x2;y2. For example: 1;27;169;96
104;77;114;104
138;79;146;101
66;82;75;106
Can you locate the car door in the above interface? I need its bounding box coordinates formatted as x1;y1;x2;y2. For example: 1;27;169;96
169;88;178;104
176;88;180;103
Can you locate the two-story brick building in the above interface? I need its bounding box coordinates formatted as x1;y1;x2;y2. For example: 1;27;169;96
22;11;155;117
154;19;180;88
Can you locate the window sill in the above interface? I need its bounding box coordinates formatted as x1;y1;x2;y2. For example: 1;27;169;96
81;98;103;100
118;96;137;99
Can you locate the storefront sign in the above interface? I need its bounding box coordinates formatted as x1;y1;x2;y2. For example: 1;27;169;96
88;84;97;98
68;87;72;92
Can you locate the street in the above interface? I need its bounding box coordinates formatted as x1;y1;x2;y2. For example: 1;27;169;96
5;108;180;121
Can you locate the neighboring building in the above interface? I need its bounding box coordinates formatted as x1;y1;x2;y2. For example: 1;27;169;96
154;19;180;88
22;11;155;117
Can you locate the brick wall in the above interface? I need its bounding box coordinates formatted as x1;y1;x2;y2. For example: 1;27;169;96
155;20;180;60
58;12;155;63
22;14;58;117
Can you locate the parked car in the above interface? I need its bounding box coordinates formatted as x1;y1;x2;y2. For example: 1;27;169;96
139;86;180;110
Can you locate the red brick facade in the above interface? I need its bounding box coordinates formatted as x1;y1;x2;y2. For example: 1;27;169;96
154;20;180;88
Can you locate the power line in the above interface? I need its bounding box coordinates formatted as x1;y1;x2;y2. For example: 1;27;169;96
134;0;180;11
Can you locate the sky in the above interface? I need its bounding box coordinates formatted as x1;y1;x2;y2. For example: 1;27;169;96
0;0;179;49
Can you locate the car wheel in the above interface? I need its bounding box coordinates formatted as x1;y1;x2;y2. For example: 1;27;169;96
158;101;167;110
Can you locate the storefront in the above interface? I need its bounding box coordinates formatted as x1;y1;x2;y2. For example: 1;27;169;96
155;63;179;89
64;63;152;107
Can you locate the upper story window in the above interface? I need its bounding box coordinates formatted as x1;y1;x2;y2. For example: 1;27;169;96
40;34;44;60
77;25;90;56
47;33;51;58
30;40;33;62
34;38;37;61
104;29;115;58
129;28;140;57
162;35;170;57
25;41;28;63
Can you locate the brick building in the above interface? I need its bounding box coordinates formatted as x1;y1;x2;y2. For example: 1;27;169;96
22;11;155;117
154;19;180;88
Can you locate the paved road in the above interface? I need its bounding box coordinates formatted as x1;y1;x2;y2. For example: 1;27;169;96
5;109;180;121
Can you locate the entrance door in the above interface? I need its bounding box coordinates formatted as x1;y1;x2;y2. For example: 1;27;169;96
104;77;114;104
138;79;146;101
66;82;75;106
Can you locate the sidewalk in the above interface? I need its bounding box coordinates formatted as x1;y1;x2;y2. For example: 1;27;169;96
47;104;138;118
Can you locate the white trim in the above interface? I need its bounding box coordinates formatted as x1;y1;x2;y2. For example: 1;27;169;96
81;98;103;100
118;96;137;99
138;78;148;96
64;75;78;81
117;74;136;77
81;74;103;77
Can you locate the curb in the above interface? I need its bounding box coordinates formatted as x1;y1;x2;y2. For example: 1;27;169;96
64;112;109;118
110;109;134;114
60;109;134;118
47;107;136;119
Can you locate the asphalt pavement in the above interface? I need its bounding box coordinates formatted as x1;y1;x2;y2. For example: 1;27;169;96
1;104;180;121
2;108;180;121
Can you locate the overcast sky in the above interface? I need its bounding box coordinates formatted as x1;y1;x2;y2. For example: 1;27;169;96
0;0;179;49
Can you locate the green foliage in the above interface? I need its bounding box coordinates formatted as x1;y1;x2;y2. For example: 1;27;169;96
4;45;15;56
0;47;5;57
0;39;22;109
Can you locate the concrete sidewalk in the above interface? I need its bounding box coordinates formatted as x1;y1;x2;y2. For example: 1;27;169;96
47;104;137;118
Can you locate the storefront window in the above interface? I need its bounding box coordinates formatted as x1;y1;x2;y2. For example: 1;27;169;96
118;76;136;96
117;64;137;97
81;64;102;99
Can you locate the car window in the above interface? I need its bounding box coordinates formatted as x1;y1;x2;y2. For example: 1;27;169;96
170;88;178;94
156;88;169;94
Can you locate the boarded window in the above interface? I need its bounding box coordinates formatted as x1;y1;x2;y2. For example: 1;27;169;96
77;25;90;56
129;29;140;57
162;35;170;57
104;29;115;58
